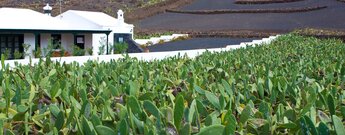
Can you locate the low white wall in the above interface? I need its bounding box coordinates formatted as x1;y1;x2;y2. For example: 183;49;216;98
2;35;280;68
92;34;108;56
134;34;188;45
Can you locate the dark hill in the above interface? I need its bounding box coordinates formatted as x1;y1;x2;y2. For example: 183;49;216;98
0;0;193;23
0;0;152;16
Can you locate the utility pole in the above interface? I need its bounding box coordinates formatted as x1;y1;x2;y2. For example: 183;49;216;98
59;0;62;14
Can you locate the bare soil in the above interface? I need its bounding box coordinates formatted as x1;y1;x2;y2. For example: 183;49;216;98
166;5;327;14
147;37;258;52
235;0;304;4
136;29;286;38
0;0;194;23
138;0;345;38
125;0;196;23
0;0;137;16
294;28;345;41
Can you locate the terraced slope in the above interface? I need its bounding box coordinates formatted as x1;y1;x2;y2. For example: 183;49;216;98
138;0;345;34
0;0;191;23
0;0;145;16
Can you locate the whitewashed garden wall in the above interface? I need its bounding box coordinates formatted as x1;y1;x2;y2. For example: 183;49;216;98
1;35;280;68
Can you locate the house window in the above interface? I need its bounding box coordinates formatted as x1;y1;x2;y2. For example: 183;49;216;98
0;34;24;59
51;34;61;49
75;35;85;49
35;34;41;48
119;37;124;43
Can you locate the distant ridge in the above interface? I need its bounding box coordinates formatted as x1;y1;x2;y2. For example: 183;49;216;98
0;0;160;17
0;0;193;23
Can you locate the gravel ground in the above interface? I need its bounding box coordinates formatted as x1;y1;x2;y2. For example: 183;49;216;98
147;38;257;52
138;0;345;32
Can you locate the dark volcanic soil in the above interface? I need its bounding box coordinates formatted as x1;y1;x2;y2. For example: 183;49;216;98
0;0;194;23
148;38;258;52
137;0;345;34
180;0;327;10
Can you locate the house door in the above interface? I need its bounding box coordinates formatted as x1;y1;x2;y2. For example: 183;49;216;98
75;35;85;49
0;34;24;59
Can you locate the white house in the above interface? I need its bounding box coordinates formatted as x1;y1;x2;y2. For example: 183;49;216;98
0;4;138;59
56;9;136;54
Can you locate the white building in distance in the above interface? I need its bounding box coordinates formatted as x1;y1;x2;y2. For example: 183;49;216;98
0;4;138;59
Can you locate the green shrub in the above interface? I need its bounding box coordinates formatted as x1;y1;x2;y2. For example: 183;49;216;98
98;37;107;55
146;41;154;46
171;36;189;42
158;39;165;44
135;31;174;39
1;49;10;60
42;39;55;58
86;48;93;55
22;43;31;58
33;49;41;58
13;50;23;59
113;42;128;54
72;45;85;56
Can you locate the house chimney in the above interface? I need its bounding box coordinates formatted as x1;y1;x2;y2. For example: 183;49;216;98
43;3;52;16
117;9;124;23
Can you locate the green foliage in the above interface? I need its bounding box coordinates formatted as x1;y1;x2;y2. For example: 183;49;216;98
1;49;10;60
33;49;41;58
113;42;128;54
98;37;107;55
72;45;86;56
134;31;174;39
174;95;184;130
158;39;165;44
13;50;23;59
86;47;93;55
171;35;189;42
0;34;344;134
332;115;345;135
197;125;225;135
42;39;55;58
22;43;31;58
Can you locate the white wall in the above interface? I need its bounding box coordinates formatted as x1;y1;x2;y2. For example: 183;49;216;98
40;33;50;51
92;34;108;56
84;34;93;51
135;34;189;45
107;25;134;35
61;34;74;52
108;32;114;46
23;33;35;58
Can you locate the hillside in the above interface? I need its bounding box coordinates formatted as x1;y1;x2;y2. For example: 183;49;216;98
0;0;193;23
0;0;137;14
